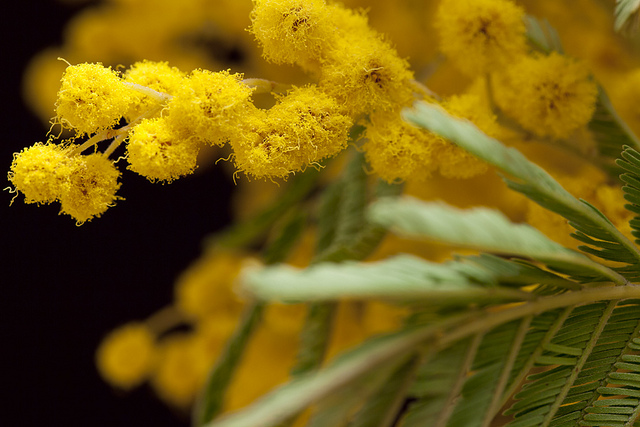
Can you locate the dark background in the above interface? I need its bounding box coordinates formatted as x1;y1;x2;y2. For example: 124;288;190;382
3;1;232;425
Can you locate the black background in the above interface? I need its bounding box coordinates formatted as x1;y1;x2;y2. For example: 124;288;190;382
3;1;232;425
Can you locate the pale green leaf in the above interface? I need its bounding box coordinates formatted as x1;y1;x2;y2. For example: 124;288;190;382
204;328;437;427
241;254;533;304
402;101;638;284
368;196;623;285
615;0;640;32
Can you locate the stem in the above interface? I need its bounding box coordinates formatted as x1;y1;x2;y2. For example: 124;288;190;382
499;306;574;408
123;82;172;103
103;133;127;158
439;286;640;350
540;300;618;426
69;104;164;157
145;305;187;335
433;332;485;427
483;315;533;427
242;78;291;95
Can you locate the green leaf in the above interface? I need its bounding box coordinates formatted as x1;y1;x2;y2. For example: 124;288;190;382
615;0;640;33
348;355;423;427
204;328;438;427
368;196;624;285
307;354;418;427
401;336;484;427
209;168;319;250
241;254;534;304
616;146;640;251
193;302;265;426
402;101;637;284
505;300;640;427
589;90;640;176
525;15;564;54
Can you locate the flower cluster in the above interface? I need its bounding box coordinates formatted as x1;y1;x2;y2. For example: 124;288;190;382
95;249;406;410
16;0;640;420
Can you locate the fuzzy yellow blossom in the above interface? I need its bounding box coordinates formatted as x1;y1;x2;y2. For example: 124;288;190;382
126;117;200;182
364;94;497;182
95;322;156;390
232;86;352;179
8;142;76;204
165;69;254;146
56;63;137;135
174;250;246;321
493;52;598;139
611;69;640;137
319;26;414;116
123;60;186;120
363;110;438;183
430;94;497;178
434;0;527;76
59;153;122;224
249;0;333;71
151;334;204;408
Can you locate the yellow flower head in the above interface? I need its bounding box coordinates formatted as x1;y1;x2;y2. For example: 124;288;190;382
363;110;438;183
8;142;76;204
59;153;122;224
174;250;246;321
95;322;156;390
126;117;200;182
123;60;186;120
435;0;527;76
249;0;332;71
493;52;598;139
364;94;497;182
151;334;203;408
165;69;254;146
429;94;496;179
231;86;352;179
56;63;137;135
319;33;414;116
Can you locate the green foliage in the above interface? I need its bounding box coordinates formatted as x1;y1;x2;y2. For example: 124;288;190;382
403;102;639;283
617;146;640;249
615;0;640;32
198;40;640;427
206;103;640;427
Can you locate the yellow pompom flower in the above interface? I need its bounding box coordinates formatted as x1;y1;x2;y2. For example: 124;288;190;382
429;94;497;179
319;30;414;116
59;153;122;224
95;322;156;390
364;94;497;182
56;62;137;135
363;110;438;183
493;52;598;139
249;0;333;71
165;69;254;146
151;334;203;408
123;60;186;120
174;250;246;321
8;142;76;204
126;117;200;182
434;0;527;76
232;86;352;179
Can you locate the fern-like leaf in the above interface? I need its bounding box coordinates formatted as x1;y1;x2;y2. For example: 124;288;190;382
617;146;640;251
402;102;639;283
